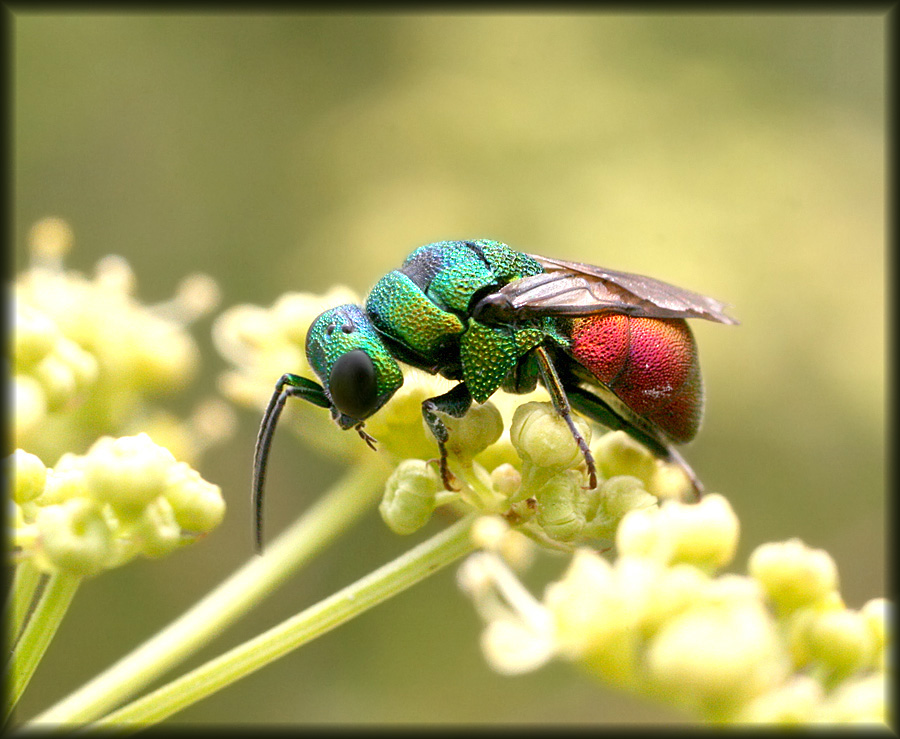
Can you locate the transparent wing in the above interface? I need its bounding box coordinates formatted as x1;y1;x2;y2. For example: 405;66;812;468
474;254;738;324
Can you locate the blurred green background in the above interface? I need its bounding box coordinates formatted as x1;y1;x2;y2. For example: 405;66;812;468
13;13;885;725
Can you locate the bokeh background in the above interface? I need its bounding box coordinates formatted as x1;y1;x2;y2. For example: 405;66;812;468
13;13;886;725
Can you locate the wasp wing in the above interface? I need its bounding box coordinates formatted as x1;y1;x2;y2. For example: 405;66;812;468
474;254;738;324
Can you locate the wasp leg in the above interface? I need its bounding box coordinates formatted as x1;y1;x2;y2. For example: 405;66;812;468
662;445;704;500
253;373;331;553
533;346;598;489
421;383;473;490
564;383;704;501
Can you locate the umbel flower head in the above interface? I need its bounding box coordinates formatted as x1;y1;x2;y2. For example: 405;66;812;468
457;497;889;725
14;217;230;464
10;436;225;577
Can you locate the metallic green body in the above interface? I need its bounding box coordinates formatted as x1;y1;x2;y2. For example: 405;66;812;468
307;240;570;409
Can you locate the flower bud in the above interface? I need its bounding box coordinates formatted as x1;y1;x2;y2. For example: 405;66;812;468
748;539;838;615
471;515;510;551
737;676;824;723
163;462;225;533
617;494;739;571
273;287;360;347
490;463;521;500
84;434;175;517
668;494;739;571
510;402;589;473
638;562;711;636
366;374;453;462
12;500;29;531
212;304;281;364
12;449;47;504
95;254;136;295
33;352;78;411
135;497;183;558
54;336;99;390
39;464;90;506
545;549;620;659
456;551;494;598
861;598;889;671
131;321;198;391
14;303;59;370
535;472;584;542
593;430;656;486
470;517;535;569
613;554;665;623
14;374;47;442
29;216;74;263
591;475;657;532
173;273;220;320
819;673;887;723
440;402;504;462
36;498;112;576
614;504;660;559
785;604;821;669
497;529;536;572
703;573;765;606
379;459;443;535
648;461;695;501
646;600;787;713
481;617;555;675
805;608;874;680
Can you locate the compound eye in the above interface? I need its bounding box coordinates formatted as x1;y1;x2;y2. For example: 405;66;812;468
329;349;379;420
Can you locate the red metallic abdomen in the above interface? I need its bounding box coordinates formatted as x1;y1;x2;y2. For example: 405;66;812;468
566;314;703;443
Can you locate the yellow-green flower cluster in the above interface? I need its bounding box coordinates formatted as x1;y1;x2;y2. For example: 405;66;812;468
458;497;889;725
14;218;226;463
378;399;676;548
10;436;225;577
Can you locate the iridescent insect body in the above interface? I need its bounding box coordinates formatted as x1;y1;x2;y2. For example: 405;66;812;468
254;240;737;549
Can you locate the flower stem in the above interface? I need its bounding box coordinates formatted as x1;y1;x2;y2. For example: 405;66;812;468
7;570;82;719
30;458;389;726
9;560;43;647
93;513;478;727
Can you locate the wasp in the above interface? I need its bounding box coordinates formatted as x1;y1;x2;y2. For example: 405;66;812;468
253;240;736;549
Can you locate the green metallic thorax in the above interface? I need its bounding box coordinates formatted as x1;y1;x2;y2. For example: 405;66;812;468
365;240;568;403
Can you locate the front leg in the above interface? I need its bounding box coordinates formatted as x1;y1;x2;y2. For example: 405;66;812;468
421;383;473;490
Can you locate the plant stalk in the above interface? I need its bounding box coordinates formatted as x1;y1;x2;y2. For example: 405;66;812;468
30;459;388;726
94;514;477;727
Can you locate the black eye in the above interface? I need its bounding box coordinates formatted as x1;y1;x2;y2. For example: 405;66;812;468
329;349;379;419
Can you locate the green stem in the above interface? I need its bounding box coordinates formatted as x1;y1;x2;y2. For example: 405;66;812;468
30;459;388;726
7;570;82;719
94;514;478;728
9;560;44;647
